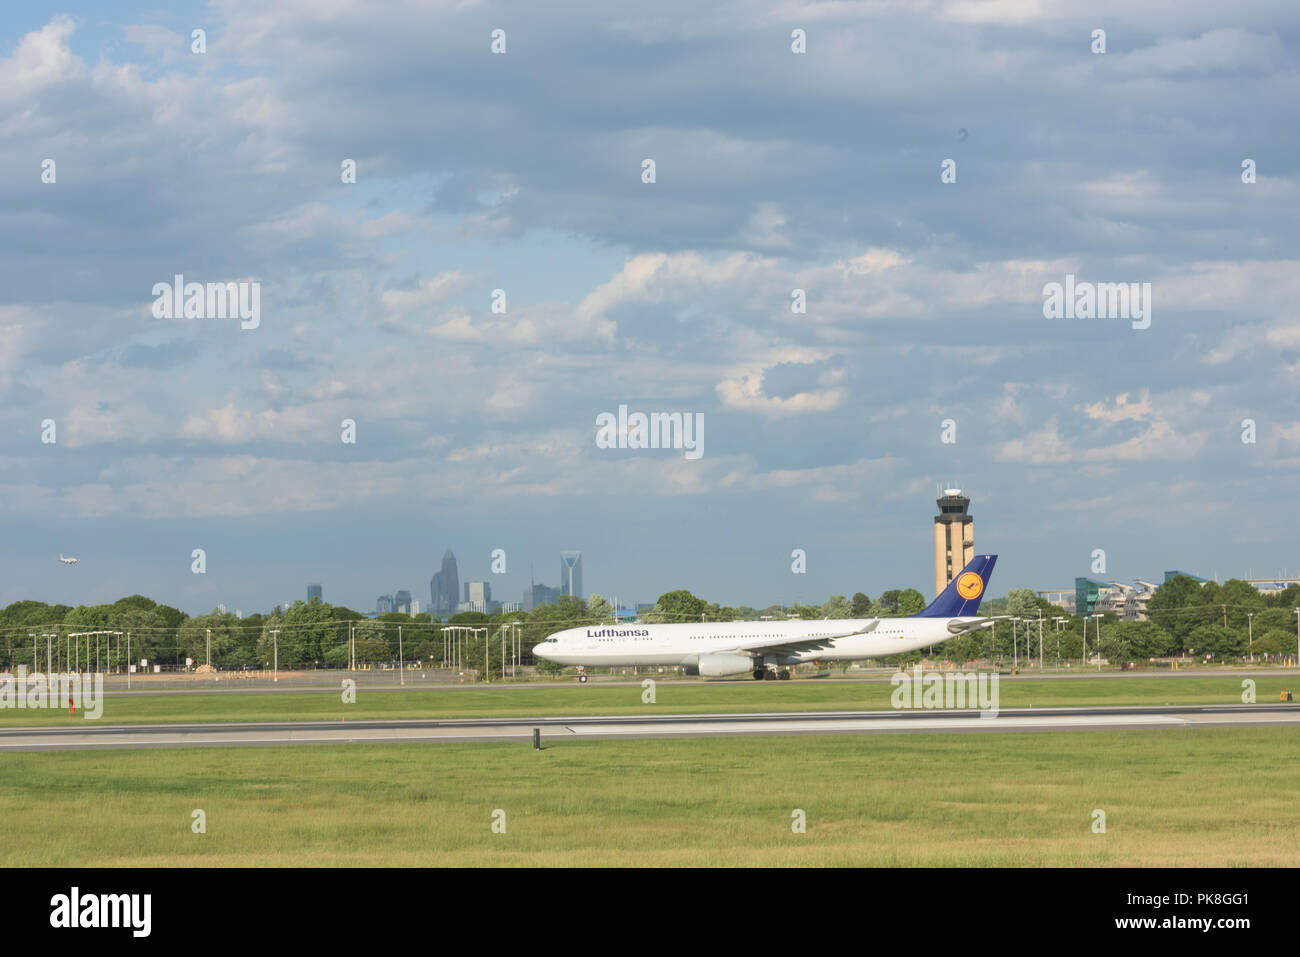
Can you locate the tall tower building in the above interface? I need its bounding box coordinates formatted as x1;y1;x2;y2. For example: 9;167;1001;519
307;583;322;603
559;550;583;598
933;488;974;597
429;549;460;615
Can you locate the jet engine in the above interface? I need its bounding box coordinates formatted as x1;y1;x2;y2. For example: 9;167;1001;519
696;653;756;678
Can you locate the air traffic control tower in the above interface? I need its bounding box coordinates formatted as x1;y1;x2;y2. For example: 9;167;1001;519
933;488;974;597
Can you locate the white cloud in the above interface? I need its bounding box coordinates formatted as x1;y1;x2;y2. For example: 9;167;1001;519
716;349;847;416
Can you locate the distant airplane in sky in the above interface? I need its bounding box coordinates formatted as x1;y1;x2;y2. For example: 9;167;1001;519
58;554;78;565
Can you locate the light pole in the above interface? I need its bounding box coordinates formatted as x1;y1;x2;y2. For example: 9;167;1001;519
398;625;404;686
271;629;279;683
1247;613;1253;663
1092;614;1104;670
206;628;211;669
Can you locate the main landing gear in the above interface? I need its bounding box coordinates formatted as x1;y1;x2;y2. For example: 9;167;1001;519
753;667;792;681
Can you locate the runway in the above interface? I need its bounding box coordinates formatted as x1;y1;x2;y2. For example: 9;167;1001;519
42;667;1300;697
0;703;1296;750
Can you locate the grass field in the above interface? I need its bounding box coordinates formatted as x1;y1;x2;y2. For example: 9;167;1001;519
3;727;1297;866
0;674;1294;727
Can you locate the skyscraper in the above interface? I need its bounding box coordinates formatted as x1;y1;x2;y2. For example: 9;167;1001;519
524;583;561;611
430;549;460;615
307;583;322;603
933;488;974;597
559;550;583;598
395;590;413;614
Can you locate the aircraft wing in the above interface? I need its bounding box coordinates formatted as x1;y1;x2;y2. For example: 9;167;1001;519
726;621;879;658
945;616;1010;635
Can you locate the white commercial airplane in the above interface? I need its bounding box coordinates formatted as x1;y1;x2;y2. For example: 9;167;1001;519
58;554;78;565
534;555;1000;680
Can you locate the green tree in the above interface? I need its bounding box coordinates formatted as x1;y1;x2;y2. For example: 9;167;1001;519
260;599;340;667
896;589;926;617
1121;620;1176;658
448;611;489;625
177;610;244;667
850;592;872;617
1266;584;1300;608
1004;589;1040;621
653;590;706;623
587;594;614;623
1146;575;1216;651
1252;629;1292;656
1186;623;1244;659
1216;580;1265;627
1250;608;1293;633
821;595;851;619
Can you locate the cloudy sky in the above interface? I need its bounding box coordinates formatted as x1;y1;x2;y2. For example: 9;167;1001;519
2;0;1298;616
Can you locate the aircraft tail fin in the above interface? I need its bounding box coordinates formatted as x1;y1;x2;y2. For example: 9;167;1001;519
914;555;997;618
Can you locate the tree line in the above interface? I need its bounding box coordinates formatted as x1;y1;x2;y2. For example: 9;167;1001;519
2;575;1294;672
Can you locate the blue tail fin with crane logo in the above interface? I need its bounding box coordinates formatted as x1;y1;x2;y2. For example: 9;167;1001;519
914;555;997;618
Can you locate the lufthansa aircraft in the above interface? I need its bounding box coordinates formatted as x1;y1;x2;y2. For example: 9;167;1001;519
534;554;999;680
58;554;78;565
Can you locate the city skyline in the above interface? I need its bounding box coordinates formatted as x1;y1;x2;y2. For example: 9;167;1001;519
13;526;1296;621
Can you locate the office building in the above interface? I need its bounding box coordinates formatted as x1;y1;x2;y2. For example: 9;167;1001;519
1245;576;1300;595
307;583;322;603
430;549;461;615
523;583;561;612
1036;589;1076;613
560;550;583;598
1074;578;1158;621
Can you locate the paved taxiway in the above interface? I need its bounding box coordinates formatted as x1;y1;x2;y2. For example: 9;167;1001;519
38;667;1300;697
0;703;1296;750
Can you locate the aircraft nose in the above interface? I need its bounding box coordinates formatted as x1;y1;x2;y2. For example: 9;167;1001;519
533;643;551;661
